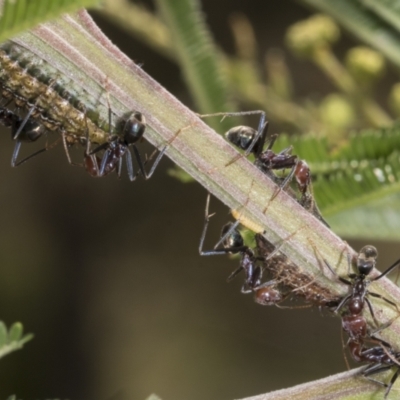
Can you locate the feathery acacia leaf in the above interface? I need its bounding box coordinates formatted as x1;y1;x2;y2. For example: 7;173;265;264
0;0;101;43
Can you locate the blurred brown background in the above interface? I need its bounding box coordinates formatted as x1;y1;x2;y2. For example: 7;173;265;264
0;1;398;399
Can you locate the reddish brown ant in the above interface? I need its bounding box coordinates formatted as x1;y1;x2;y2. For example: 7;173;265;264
324;245;400;327
200;110;328;226
342;315;400;399
323;245;400;397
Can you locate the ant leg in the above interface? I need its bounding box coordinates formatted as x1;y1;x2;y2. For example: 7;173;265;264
368;291;400;313
226;121;269;167
134;144;167;180
132;145;146;178
385;370;399;399
125;149;137;182
214;219;241;249
267;159;298;205
261;227;304;262
363;364;400;399
84;115;101;176
199;194;247;256
12;106;35;141
133;123;187;180
13;76;59;143
332;293;351;314
199;193;218;257
266;133;278;151
98;148;112;176
364;297;382;327
12;137;61;167
117;154;123;179
199;110;268;161
374;258;400;281
10;141;22;167
227;265;244;282
144;145;167;179
62;133;74;166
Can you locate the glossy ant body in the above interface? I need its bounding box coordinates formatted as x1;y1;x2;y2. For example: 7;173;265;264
324;245;400;326
0;106;47;166
343;316;400;399
199;194;284;306
85;111;166;181
200;111;327;226
324;245;400;397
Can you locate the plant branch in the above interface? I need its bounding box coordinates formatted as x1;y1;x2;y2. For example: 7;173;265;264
11;9;400;393
237;368;383;400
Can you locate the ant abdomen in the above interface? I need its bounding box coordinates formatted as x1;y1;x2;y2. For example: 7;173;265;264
123;111;146;144
15;119;45;142
342;314;367;341
294;160;311;193
254;285;283;306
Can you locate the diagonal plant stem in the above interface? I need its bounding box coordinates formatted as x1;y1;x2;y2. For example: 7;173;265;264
11;10;400;398
237;367;384;400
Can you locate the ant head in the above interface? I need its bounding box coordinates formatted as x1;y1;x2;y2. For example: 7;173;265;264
225;126;258;153
123;111;146;144
356;245;378;276
221;222;244;250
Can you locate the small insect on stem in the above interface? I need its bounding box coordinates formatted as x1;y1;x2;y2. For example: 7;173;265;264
199;193;287;305
198;111;329;226
324;245;400;327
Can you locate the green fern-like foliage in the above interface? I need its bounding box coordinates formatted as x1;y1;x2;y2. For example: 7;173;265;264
154;0;236;132
0;0;101;42
275;126;400;238
0;321;33;360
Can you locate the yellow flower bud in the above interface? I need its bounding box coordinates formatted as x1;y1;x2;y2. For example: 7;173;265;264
286;14;340;57
345;47;385;85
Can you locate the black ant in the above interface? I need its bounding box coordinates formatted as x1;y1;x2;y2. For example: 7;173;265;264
318;244;400;397
200;111;328;226
0;105;48;167
199;194;285;305
324;245;400;327
84;107;166;181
